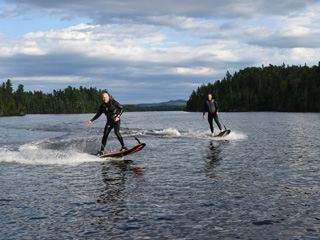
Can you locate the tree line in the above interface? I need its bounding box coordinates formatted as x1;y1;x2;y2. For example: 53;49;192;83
186;63;320;112
0;80;183;116
0;80;112;116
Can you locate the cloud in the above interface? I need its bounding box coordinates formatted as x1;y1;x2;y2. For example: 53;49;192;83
244;5;320;49
176;67;216;75
1;0;320;103
11;75;90;83
2;0;318;25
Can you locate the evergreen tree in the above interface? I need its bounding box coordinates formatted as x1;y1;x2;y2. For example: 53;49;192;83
0;80;18;116
14;84;26;115
186;63;320;112
0;83;3;115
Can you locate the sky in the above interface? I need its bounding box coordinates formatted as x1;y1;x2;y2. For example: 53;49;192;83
1;0;320;104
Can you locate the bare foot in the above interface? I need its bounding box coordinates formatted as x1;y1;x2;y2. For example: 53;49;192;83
120;147;128;151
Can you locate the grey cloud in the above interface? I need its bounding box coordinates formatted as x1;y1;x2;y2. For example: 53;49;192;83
249;33;320;48
2;0;318;25
1;51;230;103
0;4;31;18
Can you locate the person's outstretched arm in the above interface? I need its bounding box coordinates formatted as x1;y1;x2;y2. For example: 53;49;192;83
86;105;103;125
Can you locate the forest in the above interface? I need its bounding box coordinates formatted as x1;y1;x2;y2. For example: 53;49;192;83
186;63;320;112
0;80;116;116
0;80;181;116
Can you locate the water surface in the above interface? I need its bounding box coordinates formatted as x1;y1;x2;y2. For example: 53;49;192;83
1;112;319;239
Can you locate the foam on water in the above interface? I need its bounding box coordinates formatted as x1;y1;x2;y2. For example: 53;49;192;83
186;129;210;139
122;128;181;137
153;128;181;136
0;143;102;166
185;129;247;140
214;131;248;141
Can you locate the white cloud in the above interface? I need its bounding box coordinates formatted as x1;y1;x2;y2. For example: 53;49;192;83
1;0;320;103
0;35;47;56
175;67;215;75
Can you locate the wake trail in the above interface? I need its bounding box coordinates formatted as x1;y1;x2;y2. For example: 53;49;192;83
0;139;103;166
185;129;248;140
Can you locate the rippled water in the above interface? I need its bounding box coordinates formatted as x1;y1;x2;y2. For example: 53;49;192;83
1;112;320;239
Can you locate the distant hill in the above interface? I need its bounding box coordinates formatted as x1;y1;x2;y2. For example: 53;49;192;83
124;99;187;111
137;99;187;107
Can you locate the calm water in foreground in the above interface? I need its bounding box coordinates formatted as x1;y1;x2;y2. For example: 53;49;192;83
1;112;320;239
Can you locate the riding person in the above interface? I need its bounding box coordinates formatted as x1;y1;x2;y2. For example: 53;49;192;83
203;93;223;136
87;92;127;156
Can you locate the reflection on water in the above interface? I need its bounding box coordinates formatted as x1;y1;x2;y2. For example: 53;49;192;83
98;160;142;204
99;161;128;204
204;140;228;178
92;160;145;236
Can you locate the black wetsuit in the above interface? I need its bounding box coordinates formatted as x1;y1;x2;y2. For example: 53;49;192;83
203;99;222;133
90;100;125;151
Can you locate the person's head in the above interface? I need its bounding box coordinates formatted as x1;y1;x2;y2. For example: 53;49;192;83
102;93;110;103
207;93;212;101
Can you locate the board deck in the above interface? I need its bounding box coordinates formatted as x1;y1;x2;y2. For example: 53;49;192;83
99;143;146;158
214;130;231;137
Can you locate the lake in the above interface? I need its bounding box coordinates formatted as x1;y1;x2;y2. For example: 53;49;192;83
1;112;319;239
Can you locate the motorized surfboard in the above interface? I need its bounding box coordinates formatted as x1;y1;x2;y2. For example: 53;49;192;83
99;143;146;158
95;137;146;158
214;129;231;138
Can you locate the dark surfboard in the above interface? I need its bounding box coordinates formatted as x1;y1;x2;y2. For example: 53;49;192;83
99;143;146;158
214;130;231;137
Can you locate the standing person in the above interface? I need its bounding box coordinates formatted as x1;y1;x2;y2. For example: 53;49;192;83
203;93;223;136
87;92;127;156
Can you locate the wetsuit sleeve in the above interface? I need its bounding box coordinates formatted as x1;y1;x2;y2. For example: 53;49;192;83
215;101;219;112
114;100;124;117
90;104;103;122
203;102;207;115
